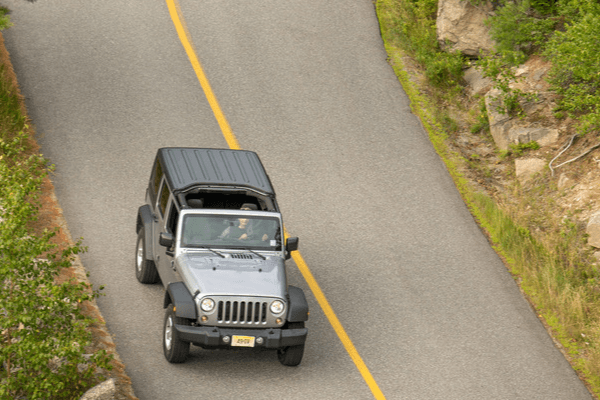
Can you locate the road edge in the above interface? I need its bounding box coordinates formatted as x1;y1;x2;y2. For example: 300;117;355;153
0;30;137;400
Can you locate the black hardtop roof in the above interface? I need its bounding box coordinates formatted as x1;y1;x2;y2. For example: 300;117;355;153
157;148;275;195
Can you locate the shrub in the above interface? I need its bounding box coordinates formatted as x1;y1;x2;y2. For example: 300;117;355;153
486;0;556;61
389;0;464;89
510;140;540;156
0;135;112;398
478;53;538;117
545;12;600;134
424;49;464;88
530;0;559;15
555;0;600;21
470;99;490;133
0;7;11;31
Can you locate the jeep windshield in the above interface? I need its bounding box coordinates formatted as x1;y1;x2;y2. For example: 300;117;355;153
181;214;282;251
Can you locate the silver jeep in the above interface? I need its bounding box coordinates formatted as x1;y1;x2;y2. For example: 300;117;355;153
135;148;308;366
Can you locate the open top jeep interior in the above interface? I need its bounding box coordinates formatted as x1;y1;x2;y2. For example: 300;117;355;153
181;190;273;211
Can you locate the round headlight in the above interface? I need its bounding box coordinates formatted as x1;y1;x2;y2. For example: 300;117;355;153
200;298;215;312
270;300;285;314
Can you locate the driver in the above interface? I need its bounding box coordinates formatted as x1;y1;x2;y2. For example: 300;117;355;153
219;204;269;241
219;216;252;241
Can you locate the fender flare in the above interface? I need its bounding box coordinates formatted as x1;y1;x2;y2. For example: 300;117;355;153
287;285;309;322
137;205;154;261
164;282;197;320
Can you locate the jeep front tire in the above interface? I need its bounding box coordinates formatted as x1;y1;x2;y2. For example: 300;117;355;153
163;304;191;363
277;322;305;366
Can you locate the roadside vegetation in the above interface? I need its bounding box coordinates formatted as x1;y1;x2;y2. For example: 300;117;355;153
0;7;10;31
0;27;113;400
376;0;600;395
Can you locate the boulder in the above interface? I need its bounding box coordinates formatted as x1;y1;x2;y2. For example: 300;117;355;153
509;126;559;147
515;158;545;183
79;378;116;400
484;89;559;150
484;88;513;149
463;66;492;96
437;0;495;57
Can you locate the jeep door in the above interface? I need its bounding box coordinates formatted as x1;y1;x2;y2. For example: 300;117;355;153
153;180;179;286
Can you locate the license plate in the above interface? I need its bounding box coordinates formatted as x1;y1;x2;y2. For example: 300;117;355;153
231;335;255;347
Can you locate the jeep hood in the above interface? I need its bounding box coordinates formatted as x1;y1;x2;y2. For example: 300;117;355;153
177;253;287;298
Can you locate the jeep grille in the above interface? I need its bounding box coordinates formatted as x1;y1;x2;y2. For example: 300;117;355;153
217;300;268;325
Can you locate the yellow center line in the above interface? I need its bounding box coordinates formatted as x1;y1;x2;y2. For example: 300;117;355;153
165;0;240;150
284;230;387;400
165;1;385;399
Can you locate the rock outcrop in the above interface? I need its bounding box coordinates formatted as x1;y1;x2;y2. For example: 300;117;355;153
483;61;560;151
463;66;492;96
450;6;600;255
485;88;560;151
80;378;117;400
515;158;546;183
436;0;495;57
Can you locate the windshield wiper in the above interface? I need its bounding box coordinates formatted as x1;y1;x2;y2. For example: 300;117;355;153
241;247;266;260
197;246;225;258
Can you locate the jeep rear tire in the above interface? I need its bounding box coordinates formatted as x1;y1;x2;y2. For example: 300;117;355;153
135;227;159;284
277;322;305;366
163;304;191;363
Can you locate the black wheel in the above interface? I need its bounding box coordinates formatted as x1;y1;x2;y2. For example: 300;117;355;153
163;304;191;363
277;322;305;367
135;227;159;284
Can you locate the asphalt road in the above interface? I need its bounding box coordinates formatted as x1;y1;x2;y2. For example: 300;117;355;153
2;0;592;399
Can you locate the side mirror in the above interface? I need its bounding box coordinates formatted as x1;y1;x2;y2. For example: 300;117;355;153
285;237;299;260
159;232;174;248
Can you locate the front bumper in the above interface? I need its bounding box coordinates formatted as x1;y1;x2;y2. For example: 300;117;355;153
175;325;308;349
